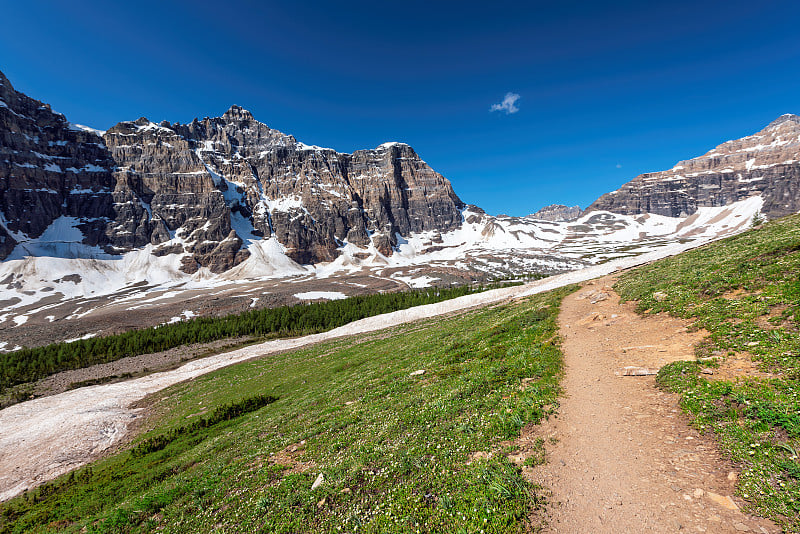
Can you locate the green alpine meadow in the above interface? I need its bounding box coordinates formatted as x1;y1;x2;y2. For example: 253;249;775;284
0;286;575;533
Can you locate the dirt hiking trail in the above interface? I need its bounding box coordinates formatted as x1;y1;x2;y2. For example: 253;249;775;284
524;276;779;533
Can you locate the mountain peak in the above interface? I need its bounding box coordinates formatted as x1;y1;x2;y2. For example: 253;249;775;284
587;113;800;219
222;105;254;121
376;141;411;152
765;113;800;130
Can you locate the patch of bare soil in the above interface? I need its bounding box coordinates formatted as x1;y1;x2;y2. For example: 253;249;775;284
523;276;780;533
755;305;792;331
706;353;778;382
265;440;316;476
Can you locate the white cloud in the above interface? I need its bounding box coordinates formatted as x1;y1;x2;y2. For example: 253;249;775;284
490;92;520;114
616;163;622;168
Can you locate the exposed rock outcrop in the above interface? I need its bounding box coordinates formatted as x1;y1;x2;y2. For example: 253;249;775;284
104;110;464;269
588;115;800;219
0;70;116;258
529;204;582;222
3;65;799;274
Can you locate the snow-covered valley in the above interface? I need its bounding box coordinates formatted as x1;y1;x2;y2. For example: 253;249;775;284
0;196;763;350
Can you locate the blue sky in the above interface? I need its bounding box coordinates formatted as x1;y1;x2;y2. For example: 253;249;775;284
2;0;800;216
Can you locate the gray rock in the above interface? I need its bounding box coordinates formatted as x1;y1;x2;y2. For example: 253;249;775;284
528;204;582;222
0;70;117;260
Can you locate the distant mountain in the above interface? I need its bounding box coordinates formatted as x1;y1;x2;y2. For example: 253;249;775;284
588;114;800;219
4;66;795;279
528;204;582;222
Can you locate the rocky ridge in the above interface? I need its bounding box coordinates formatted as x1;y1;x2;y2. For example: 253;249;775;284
588;114;800;219
529;204;582;222
2;67;799;286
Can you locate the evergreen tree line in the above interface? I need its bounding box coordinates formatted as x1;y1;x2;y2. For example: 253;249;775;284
0;284;509;391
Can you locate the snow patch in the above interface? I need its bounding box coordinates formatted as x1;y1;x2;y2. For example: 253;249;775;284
6;216;110;260
63;333;97;344
294;291;346;300
68;123;106;136
164;310;196;324
298;142;334;151
392;275;440;288
377;142;407;150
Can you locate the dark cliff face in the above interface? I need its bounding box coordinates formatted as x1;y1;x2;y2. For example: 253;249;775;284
104;116;247;273
587;115;800;219
104;108;465;269
0;71;117;259
0;71;465;269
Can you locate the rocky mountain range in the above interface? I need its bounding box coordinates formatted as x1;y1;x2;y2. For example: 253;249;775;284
4;65;799;279
0;69;463;272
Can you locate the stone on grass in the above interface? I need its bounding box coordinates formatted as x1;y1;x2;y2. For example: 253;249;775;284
620;366;657;376
706;491;739;511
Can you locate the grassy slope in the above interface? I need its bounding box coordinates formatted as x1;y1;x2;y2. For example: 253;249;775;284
1;286;576;534
615;214;800;532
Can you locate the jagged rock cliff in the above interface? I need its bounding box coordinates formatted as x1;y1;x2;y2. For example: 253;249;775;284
529;204;582;222
0;70;464;270
588;115;800;219
0;70;116;259
105;107;464;270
